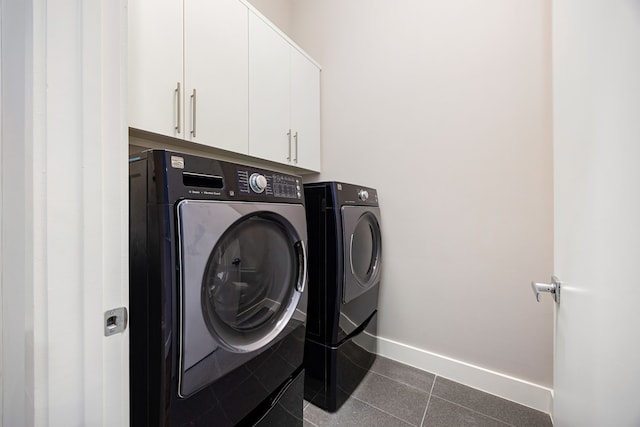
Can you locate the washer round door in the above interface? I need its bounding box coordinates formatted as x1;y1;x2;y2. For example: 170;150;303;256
176;200;307;397
341;206;382;304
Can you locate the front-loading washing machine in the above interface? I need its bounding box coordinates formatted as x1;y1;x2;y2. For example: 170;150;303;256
302;181;382;412
129;150;308;426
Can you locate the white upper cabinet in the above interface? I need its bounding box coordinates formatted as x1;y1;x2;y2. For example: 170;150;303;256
129;0;248;153
128;0;183;138
129;0;320;172
290;48;321;172
248;12;291;165
184;0;248;153
249;12;321;172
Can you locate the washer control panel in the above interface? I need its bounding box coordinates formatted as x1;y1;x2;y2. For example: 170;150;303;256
237;168;302;200
358;189;369;201
272;174;302;199
249;173;268;193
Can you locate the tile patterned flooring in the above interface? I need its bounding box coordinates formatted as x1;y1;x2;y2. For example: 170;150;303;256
302;356;552;427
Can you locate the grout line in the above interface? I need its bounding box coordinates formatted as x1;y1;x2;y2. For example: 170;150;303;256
349;394;419;426
302;416;320;427
429;395;517;427
420;375;437;427
344;350;437;395
366;369;436;395
305;393;412;426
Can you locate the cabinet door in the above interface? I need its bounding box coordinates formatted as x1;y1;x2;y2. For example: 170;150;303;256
184;0;248;153
249;12;291;165
128;0;183;138
291;50;321;172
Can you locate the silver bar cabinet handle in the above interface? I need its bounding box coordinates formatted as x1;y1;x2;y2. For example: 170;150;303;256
190;88;197;138
293;131;298;164
287;129;292;162
175;82;181;134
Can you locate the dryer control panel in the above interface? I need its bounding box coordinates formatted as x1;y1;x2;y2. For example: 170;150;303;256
332;182;379;207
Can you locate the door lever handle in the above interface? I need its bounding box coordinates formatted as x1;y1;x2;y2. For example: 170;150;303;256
531;276;561;304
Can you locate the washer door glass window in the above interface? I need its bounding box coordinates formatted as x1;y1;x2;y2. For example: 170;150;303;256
177;200;307;397
350;213;379;284
341;206;382;304
202;213;298;351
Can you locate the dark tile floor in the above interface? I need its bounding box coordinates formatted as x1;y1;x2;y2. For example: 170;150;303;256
302;356;553;427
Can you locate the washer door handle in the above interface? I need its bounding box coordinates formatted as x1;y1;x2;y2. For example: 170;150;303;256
349;233;355;276
295;240;307;293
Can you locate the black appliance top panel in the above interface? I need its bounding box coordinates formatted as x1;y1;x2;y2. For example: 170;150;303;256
130;149;304;205
303;181;379;208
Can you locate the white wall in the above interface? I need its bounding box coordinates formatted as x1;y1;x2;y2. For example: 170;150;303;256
251;0;554;409
244;0;293;36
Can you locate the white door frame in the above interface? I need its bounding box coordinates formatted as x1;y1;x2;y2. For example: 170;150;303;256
0;3;4;419
552;0;640;424
1;0;129;425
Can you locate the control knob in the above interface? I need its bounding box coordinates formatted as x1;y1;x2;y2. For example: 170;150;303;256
249;173;268;193
358;189;369;201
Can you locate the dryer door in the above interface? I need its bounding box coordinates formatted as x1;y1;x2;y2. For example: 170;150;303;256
176;200;308;397
341;206;382;304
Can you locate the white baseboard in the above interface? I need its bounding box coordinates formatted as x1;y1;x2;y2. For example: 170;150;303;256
375;335;553;415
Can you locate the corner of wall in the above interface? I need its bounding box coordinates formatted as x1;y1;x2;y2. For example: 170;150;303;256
376;335;553;415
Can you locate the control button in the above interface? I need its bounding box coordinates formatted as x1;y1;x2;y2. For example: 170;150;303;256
297;191;301;198
358;190;369;201
249;173;268;193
